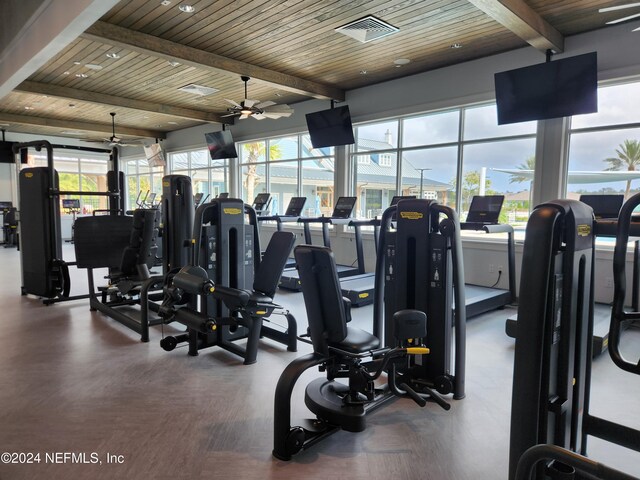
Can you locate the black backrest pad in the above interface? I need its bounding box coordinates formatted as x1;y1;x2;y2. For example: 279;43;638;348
120;209;160;275
294;245;348;352
74;215;133;269
253;231;295;297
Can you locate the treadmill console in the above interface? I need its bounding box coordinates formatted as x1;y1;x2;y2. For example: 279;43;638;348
332;196;357;218
284;197;307;217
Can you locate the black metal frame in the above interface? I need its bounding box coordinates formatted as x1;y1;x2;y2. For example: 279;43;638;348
508;198;640;480
12;140;121;305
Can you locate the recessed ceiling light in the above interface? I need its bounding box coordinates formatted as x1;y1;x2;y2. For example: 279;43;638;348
168;60;181;67
85;63;103;70
161;0;171;4
106;52;120;59
24;106;34;110
75;73;88;78
154;124;162;127
451;43;463;49
63;71;70;75
394;58;411;66
360;70;368;75
168;121;178;125
143;116;149;119
178;4;195;12
73;61;81;65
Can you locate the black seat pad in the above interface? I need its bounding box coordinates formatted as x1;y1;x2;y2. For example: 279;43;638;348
328;326;379;354
248;292;273;304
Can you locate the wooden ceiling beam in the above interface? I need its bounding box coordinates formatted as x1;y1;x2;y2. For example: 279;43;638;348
81;21;345;101
15;80;231;124
0;112;166;139
467;0;564;53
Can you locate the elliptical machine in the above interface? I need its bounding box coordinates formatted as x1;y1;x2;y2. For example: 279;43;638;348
272;198;466;460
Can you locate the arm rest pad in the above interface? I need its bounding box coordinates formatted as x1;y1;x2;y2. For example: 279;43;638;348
212;285;251;311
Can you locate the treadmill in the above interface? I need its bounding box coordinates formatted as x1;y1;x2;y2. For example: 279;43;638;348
340;195;416;307
258;196;307;268
279;196;359;291
505;194;633;357
460;195;516;318
252;193;272;216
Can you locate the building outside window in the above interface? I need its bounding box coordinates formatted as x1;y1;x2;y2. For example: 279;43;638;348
239;134;335;216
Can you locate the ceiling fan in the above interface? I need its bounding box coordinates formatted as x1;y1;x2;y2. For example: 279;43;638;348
100;112;142;147
223;76;294;120
599;2;640;30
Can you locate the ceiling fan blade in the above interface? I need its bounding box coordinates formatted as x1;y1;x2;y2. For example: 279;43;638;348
255;100;276;108
221;112;238;117
633;25;640;31
263;104;293;114
224;98;242;108
252;113;267;120
260;112;284;119
606;11;640;23
599;2;640;13
243;99;260;108
239;113;251;120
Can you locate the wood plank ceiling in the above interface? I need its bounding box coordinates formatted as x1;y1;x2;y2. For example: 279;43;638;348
0;0;634;142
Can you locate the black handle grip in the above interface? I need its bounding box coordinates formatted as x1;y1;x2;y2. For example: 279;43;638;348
399;382;427;407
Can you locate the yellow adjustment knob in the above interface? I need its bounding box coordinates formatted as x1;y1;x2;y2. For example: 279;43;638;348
406;347;430;355
209;287;215;293
211;324;217;331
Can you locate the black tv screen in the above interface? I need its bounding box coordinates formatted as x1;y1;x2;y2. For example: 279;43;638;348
205;131;238;160
305;105;355;149
0;141;16;164
494;52;598;125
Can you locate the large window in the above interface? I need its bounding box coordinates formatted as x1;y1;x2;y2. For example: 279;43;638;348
351;104;537;230
30;152;112;214
167;149;229;201
125;158;164;209
568;81;640;203
239;134;334;216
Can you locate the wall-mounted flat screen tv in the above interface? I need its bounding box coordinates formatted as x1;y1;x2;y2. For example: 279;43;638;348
143;143;166;167
0;141;17;164
205;131;238;160
305;105;355;149
494;52;598;125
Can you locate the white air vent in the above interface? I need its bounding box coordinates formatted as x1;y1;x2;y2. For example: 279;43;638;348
335;15;399;43
177;84;220;96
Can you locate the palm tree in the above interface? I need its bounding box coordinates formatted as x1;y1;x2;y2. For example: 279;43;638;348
242;142;282;201
508;155;535;185
603;139;640;200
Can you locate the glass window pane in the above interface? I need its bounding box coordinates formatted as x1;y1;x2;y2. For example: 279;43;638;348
401;147;457;210
402;110;460;147
269;136;298;161
127;176;138;210
302;134;334;158
240;141;266;164
356;120;399;151
190;150;208;169
241;164;266;202
126;160;138;175
461;139;535;230
463;104;536;140
210;167;227;198
354;153;397;218
568;128;640;200
269;161;298;215
302;160;334;216
191;169;210;196
170;152;189;171
572;82;640;129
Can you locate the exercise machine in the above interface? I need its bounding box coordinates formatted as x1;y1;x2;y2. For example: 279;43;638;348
252;192;272;216
273;198;466;459
74;207;163;342
505;193;638;357
461;195;516;318
508;198;640;480
257;196;307;268
1;203;18;248
339;195;416;307
62;199;80;243
13;140;123;304
279;196;360;291
158;198;298;364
